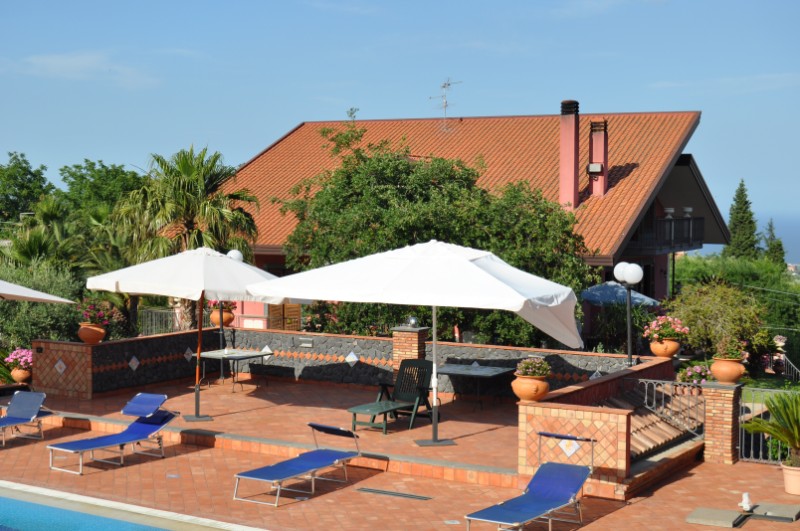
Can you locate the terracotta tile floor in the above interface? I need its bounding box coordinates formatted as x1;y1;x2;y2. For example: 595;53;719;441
1;376;798;530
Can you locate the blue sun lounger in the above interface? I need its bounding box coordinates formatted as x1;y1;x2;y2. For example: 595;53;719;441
233;422;361;506
0;391;52;446
47;392;177;475
466;432;595;531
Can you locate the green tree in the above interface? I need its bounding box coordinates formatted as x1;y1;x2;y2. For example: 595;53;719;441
0;152;54;224
116;146;259;260
723;179;759;260
279;123;598;347
666;281;764;355
674;254;800;343
115;146;260;326
56;159;145;213
763;219;786;266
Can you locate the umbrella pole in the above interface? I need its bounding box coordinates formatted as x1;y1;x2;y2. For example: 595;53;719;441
416;306;454;446
185;292;212;422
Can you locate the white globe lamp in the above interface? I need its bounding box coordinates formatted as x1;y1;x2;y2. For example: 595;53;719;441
227;249;244;262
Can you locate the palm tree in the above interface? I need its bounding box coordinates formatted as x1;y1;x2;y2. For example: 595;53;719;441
115;146;259;326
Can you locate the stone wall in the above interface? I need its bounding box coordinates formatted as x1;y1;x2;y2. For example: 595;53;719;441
432;343;632;398
33;331;201;399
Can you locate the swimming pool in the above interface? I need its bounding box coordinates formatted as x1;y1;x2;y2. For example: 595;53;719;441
0;481;262;531
0;495;164;530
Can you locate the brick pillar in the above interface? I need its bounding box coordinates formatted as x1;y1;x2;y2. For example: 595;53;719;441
390;326;429;371
702;382;742;465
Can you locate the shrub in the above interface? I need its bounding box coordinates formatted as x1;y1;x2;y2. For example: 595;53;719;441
0;262;82;350
666;282;763;355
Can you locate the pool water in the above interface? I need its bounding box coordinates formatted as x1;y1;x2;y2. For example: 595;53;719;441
0;495;165;531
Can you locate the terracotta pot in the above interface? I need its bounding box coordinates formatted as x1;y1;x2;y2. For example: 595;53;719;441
511;375;550;401
77;322;106;345
782;463;800;495
210;310;235;327
10;368;31;383
710;357;745;384
649;339;681;358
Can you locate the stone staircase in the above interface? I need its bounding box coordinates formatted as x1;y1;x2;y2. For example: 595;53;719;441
601;387;704;460
601;386;706;498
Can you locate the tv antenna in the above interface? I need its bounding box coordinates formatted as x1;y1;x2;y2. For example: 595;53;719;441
430;78;462;130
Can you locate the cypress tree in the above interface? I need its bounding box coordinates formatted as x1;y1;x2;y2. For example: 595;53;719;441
764;218;786;265
723;179;759;259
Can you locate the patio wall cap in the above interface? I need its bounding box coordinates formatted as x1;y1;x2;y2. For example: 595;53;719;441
701;381;745;390
391;326;430;333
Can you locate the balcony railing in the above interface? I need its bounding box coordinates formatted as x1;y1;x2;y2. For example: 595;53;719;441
627;217;705;254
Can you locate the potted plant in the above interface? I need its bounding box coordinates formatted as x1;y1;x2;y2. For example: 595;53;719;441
77;299;111;344
208;300;237;327
710;337;747;384
743;392;800;494
642;315;689;358
5;347;33;383
510;357;551;402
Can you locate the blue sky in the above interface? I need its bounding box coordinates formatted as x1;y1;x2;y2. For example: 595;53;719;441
1;0;799;262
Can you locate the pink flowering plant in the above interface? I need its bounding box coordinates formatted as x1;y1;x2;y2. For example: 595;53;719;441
642;315;690;342
78;299;111;325
676;364;713;384
207;300;237;311
5;348;33;371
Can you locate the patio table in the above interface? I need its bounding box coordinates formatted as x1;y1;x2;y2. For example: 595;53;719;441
194;349;268;392
437;363;514;409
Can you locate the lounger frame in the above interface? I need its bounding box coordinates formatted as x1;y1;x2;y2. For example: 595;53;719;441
0;391;51;446
233;422;361;506
466;432;596;531
47;393;176;475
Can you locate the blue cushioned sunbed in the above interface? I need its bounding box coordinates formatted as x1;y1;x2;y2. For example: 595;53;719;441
0;391;52;446
47;392;177;475
466;432;595;531
234;422;361;506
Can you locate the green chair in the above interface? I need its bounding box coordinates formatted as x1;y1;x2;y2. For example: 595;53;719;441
348;359;434;434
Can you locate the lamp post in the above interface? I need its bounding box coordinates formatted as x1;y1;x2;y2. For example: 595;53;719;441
613;262;644;366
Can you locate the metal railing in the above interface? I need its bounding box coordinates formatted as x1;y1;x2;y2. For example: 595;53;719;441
137;308;213;336
635;379;705;437
627;217;705;254
739;387;791;464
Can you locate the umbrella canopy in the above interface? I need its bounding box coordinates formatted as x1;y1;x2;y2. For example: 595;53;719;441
87;247;278;302
246;240;583;444
87;247;278;420
581;281;660;307
0;279;74;304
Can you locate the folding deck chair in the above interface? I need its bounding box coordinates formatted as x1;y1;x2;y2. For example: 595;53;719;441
466;432;595;531
47;392;177;475
0;391;52;446
233;422;361;506
348;358;433;434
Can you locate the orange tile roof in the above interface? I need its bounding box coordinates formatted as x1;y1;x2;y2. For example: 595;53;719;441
233;110;700;263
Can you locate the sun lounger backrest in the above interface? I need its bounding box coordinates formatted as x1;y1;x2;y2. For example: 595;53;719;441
392;359;433;403
6;391;46;421
308;422;361;454
121;393;168;418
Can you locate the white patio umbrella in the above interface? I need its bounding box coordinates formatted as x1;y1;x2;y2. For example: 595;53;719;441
87;247;278;421
0;279;74;304
246;240;583;445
